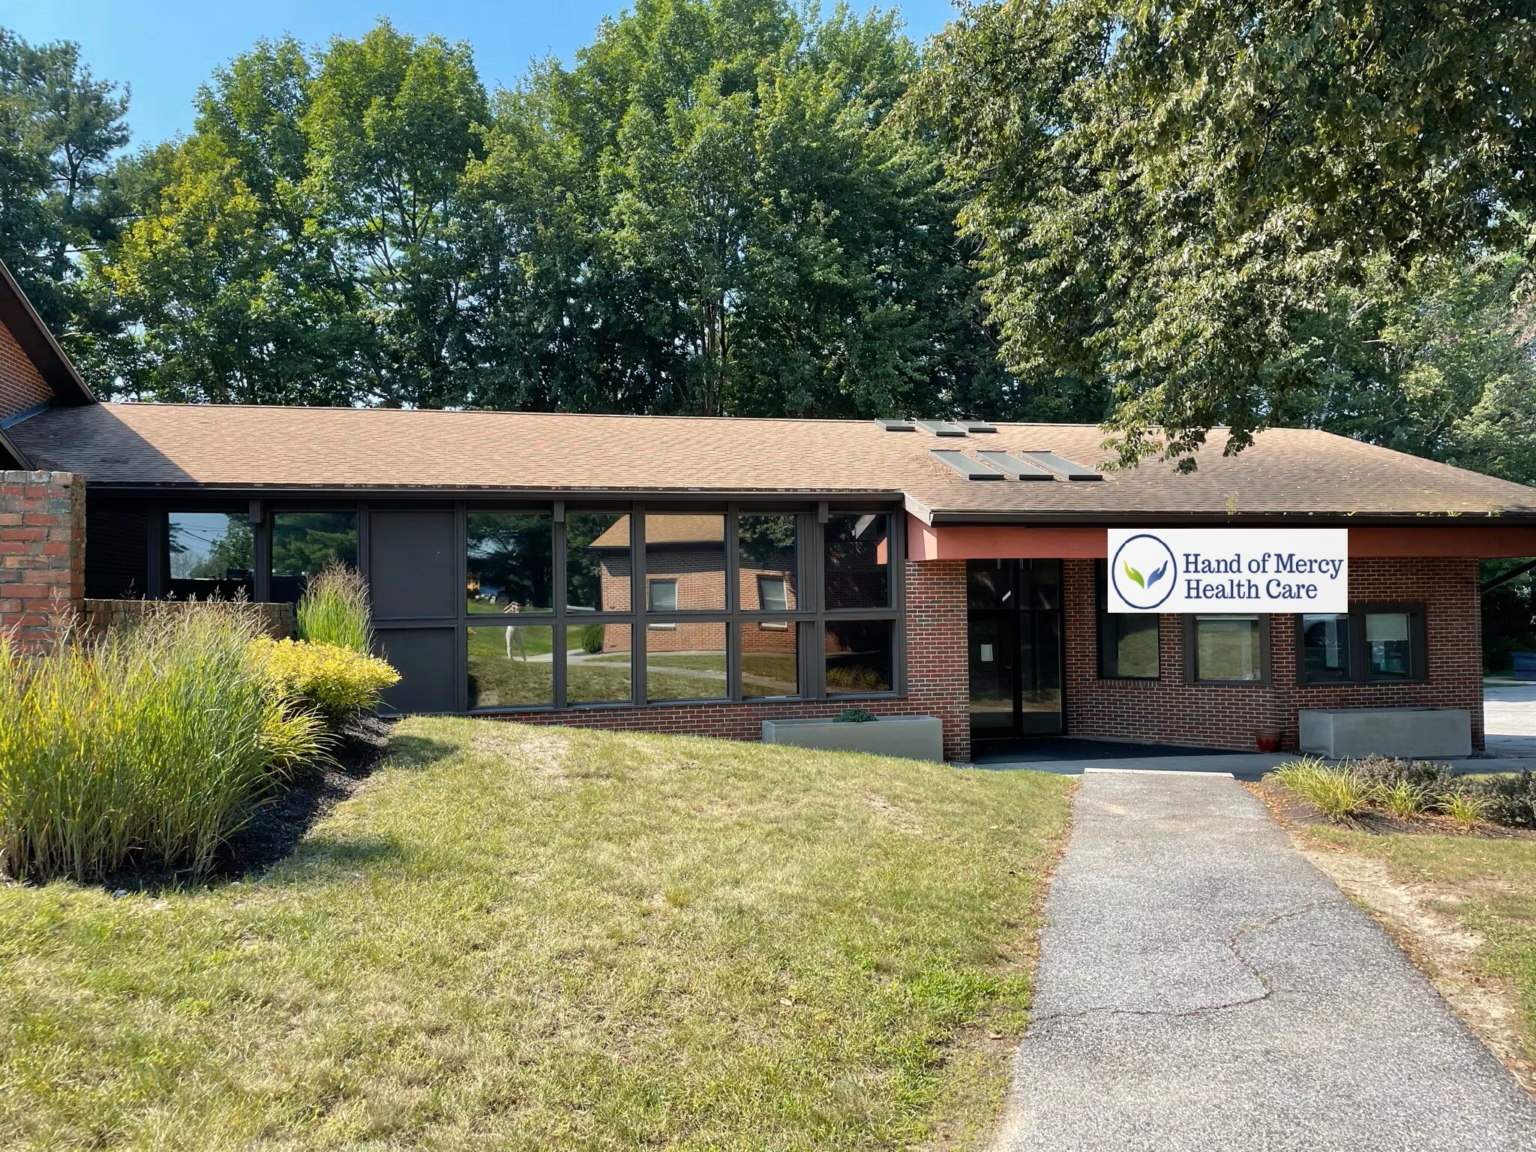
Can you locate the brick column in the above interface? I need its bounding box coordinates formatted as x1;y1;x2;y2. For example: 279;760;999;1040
1;470;85;647
905;559;971;762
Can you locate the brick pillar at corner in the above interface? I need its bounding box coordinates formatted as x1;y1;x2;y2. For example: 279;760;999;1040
0;470;85;648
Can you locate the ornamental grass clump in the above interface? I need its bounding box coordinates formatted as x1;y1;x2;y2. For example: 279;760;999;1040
0;607;326;882
1271;758;1373;819
254;637;400;726
296;563;373;653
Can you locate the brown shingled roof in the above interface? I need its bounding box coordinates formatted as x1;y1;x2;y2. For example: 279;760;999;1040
11;402;1536;524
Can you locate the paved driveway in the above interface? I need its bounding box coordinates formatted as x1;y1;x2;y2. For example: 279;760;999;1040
997;770;1536;1152
1486;684;1536;758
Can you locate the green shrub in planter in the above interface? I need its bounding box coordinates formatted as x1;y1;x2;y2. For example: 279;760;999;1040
834;708;877;723
0;607;327;881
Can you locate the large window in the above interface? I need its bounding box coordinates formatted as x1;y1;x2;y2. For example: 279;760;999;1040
825;620;894;694
825;513;890;609
646;622;728;701
740;514;798;609
645;513;726;611
1095;561;1158;679
168;500;899;712
467;623;554;708
467;512;553;614
1298;605;1427;684
566;512;629;613
272;511;358;602
1185;615;1267;683
167;512;254;600
567;623;633;705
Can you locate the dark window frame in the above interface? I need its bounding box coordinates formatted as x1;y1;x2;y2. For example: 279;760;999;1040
1094;560;1160;680
1295;602;1429;685
1182;613;1273;685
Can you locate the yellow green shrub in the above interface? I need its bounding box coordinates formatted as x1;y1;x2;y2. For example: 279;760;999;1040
254;637;400;724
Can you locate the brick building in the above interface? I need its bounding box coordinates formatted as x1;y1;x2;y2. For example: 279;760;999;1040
4;257;1536;761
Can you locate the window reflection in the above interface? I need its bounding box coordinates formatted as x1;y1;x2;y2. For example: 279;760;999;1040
824;513;890;610
467;513;553;615
467;624;554;708
567;623;633;704
645;514;726;611
825;620;893;694
567;512;629;612
167;512;254;600
740;514;798;609
272;512;357;602
646;621;728;701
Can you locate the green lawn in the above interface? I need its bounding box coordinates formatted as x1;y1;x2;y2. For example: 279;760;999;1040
0;720;1071;1150
1301;827;1536;1065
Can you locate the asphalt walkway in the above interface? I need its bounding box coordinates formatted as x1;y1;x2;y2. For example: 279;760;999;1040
996;770;1536;1152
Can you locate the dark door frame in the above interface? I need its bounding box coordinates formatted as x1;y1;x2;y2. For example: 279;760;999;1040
967;560;1066;742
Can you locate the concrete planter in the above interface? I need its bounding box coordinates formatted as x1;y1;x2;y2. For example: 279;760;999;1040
761;715;944;762
1298;707;1471;759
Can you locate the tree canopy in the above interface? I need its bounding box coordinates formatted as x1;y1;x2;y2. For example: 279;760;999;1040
3;1;1536;485
916;0;1536;468
79;3;1008;420
0;29;129;351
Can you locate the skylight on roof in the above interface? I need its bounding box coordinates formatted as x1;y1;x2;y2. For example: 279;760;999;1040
974;450;1054;481
930;450;1005;480
876;418;915;431
915;419;967;437
1019;451;1103;481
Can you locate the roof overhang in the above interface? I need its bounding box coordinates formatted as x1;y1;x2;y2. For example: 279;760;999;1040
908;517;1536;561
0;258;96;407
0;425;30;469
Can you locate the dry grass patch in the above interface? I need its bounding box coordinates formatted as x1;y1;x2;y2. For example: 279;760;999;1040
0;718;1071;1150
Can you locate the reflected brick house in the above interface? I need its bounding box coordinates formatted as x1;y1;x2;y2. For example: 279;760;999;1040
589;514;798;655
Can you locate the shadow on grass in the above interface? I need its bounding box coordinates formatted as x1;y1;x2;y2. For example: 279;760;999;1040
291;833;409;870
385;733;461;771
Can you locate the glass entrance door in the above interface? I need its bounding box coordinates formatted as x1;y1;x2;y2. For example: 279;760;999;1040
967;560;1064;740
968;615;1016;736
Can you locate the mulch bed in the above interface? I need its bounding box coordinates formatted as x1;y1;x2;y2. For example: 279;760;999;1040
1247;777;1536;841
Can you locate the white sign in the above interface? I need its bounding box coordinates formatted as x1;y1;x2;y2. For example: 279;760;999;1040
1106;529;1348;613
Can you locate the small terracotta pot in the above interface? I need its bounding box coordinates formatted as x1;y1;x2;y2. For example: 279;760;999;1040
1255;730;1282;753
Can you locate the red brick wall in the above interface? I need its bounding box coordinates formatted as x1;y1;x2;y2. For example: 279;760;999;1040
0;321;53;420
1061;558;1484;751
1;471;85;647
495;559;973;761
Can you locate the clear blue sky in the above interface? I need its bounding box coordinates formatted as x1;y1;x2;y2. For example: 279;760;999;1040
6;1;962;149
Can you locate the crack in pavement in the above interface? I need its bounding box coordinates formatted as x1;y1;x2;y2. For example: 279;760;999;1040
1030;901;1321;1027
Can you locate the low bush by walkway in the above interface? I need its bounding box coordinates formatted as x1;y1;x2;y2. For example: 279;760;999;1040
1270;756;1536;829
0;720;1072;1150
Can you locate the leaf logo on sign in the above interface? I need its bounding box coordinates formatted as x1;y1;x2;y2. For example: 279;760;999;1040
1123;561;1145;588
1147;560;1168;588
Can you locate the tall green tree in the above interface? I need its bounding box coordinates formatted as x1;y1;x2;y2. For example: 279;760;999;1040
1278;248;1536;485
916;0;1536;467
0;29;129;354
103;23;488;407
103;39;360;404
469;0;1008;419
